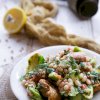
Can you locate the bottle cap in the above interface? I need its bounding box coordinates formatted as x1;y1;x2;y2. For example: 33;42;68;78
77;0;98;19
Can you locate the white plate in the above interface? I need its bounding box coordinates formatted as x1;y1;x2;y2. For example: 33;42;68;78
10;45;100;100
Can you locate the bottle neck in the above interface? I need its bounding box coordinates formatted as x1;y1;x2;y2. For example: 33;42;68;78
77;0;99;18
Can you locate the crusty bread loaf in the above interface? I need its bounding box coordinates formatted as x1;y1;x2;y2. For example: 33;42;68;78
25;17;100;54
21;0;58;17
21;0;100;54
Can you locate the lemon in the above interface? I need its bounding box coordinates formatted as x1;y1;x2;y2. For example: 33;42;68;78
3;7;27;34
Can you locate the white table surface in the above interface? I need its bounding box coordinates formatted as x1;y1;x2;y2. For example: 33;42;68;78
0;0;100;74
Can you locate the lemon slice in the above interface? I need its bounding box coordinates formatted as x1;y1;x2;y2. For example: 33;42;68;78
3;7;27;34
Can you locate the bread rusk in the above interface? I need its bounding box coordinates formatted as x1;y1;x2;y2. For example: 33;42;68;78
94;83;100;93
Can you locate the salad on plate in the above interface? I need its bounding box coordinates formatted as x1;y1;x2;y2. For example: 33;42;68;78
20;46;100;100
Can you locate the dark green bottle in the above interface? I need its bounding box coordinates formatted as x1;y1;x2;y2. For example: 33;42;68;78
68;0;99;19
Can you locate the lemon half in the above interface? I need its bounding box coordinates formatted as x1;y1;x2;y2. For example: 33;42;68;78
3;7;27;34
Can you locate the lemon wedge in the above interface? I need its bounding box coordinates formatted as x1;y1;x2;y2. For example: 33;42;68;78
3;7;27;34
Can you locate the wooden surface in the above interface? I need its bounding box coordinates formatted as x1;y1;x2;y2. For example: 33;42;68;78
0;0;100;69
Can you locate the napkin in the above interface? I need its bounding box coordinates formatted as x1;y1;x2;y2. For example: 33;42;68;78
0;53;26;100
0;64;17;100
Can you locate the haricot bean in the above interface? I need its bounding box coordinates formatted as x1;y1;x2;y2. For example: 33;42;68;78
75;79;81;86
81;75;87;82
70;52;88;62
86;79;91;85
